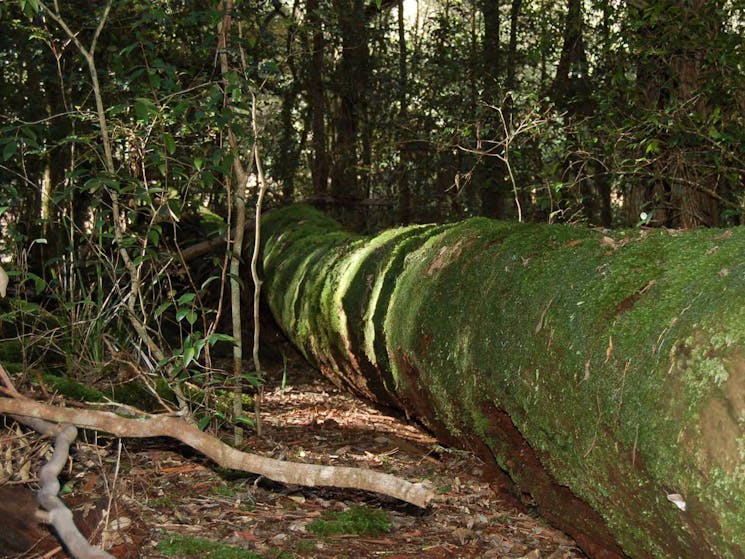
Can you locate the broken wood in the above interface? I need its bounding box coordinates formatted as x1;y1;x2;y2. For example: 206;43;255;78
0;397;434;509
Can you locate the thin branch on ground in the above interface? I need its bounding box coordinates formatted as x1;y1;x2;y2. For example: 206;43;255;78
35;423;115;559
1;367;115;559
0;396;435;508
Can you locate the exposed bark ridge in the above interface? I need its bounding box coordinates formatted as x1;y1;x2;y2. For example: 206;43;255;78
260;204;745;559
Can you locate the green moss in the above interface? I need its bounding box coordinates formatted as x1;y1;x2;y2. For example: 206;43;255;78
210;483;235;497
0;337;23;364
149;495;176;508
41;373;106;402
306;506;391;537
295;540;316;553
157;532;262;558
107;378;176;411
38;371;177;412
262;205;745;558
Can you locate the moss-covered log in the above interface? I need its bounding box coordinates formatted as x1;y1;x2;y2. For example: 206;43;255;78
261;204;745;559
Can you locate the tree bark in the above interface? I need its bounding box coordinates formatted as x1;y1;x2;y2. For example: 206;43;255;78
277;0;303;202
305;0;330;198
505;0;521;93
396;0;412;224
330;0;370;226
553;0;605;225
478;0;510;220
262;204;745;559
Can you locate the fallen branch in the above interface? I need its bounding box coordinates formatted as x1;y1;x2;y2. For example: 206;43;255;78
178;224;252;263
1;364;115;558
0;397;434;508
36;423;115;559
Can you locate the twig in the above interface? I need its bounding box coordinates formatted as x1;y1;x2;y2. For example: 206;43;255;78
455;100;550;222
100;439;122;550
0;362;21;397
250;90;268;436
217;0;251;443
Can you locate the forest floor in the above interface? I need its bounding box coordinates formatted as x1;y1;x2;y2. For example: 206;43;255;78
3;353;586;559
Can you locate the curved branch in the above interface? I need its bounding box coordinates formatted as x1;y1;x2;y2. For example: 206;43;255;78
0;397;434;508
37;424;115;559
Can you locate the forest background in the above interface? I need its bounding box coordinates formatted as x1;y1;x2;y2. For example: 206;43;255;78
0;0;744;428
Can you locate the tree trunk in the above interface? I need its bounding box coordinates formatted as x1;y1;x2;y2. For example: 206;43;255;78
480;0;500;84
624;0;723;228
478;0;511;220
305;0;329;198
553;0;603;225
396;0;412;224
277;0;303;202
505;0;521;93
553;0;589;107
262;203;745;559
330;0;370;226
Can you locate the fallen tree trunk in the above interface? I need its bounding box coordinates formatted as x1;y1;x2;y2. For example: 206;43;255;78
261;204;745;559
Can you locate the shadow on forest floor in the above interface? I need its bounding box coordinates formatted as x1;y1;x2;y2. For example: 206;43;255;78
1;352;586;559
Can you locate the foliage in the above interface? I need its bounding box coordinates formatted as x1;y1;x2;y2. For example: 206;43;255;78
306;505;392;537
0;0;276;426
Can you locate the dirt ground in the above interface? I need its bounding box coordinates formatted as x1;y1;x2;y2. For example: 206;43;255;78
1;358;587;559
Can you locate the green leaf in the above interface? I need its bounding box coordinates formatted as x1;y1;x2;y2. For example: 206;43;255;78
183;345;196;367
20;0;40;17
207;333;236;345
119;43;139;56
2;141;17;161
83;176;119;193
134;97;158;122
644;139;661;155
154;301;172;318
177;293;196;305
236;416;255;427
240;373;263;388
146;227;161;246
197;415;212;430
163;133;176;155
200;275;220;290
26;272;47;294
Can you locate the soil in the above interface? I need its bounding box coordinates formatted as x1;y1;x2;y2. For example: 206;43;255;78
1;356;587;559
